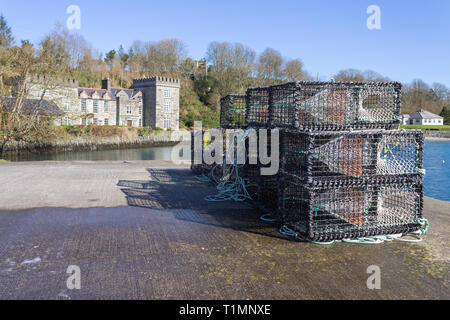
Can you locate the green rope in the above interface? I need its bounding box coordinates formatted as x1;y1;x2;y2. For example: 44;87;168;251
413;216;429;235
283;149;306;154
312;206;325;216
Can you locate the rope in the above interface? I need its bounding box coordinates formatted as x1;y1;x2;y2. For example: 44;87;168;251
278;217;429;245
260;214;278;223
204;128;257;202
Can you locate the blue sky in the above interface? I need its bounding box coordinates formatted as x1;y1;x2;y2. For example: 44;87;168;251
1;0;449;86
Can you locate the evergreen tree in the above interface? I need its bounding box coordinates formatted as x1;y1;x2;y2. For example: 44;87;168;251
0;14;14;48
439;107;450;125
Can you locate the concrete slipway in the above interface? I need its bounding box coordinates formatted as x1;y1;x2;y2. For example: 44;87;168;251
0;161;448;299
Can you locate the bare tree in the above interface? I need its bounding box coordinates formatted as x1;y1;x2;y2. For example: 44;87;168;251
284;59;309;82
0;40;60;157
257;48;283;81
206;41;255;95
333;69;365;82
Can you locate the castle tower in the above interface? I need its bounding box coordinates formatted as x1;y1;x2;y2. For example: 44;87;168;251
131;77;180;130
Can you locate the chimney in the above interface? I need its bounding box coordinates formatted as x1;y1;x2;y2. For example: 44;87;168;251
102;78;111;91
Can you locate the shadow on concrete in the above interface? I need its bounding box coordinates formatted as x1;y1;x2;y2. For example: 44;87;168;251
117;168;289;241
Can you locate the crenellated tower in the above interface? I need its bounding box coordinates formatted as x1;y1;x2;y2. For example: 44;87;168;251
131;77;180;130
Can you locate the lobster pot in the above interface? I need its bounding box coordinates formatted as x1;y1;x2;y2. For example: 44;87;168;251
190;130;225;177
248;81;401;130
279;177;424;242
243;164;260;200
220;95;247;129
246;86;270;127
258;175;279;211
280;129;424;183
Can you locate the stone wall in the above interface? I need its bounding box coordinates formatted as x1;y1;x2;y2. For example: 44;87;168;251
131;77;180;131
424;130;450;139
79;91;118;126
2;130;191;156
116;92;143;127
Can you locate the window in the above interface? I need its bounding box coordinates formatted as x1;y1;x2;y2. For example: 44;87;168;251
164;90;171;98
82;118;87;125
104;118;109;125
104;101;109;113
164;101;171;113
65;102;69;111
81;99;87;113
139;119;142;127
127;105;132;114
93;100;98;113
163;117;171;129
139;105;142;115
93;118;98;125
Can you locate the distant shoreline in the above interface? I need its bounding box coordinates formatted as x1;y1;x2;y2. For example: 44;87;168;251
425;137;450;141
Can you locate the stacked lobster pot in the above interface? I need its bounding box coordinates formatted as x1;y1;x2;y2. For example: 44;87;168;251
245;81;425;242
218;94;260;197
191;94;248;180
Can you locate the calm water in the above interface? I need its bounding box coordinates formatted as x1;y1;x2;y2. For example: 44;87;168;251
6;143;191;162
5;141;450;201
423;141;450;202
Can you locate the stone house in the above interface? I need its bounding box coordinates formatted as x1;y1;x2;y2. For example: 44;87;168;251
131;77;180;130
13;75;180;130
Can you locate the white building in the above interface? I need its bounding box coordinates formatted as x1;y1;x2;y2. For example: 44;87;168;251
403;109;443;126
401;114;410;125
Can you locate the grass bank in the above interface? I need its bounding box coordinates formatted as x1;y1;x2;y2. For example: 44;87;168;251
400;125;450;131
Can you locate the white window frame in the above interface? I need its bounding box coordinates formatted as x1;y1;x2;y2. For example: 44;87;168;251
81;99;87;113
104;100;109;113
127;105;132;114
104;118;109;125
163;117;171;129
164;100;171;113
93;100;99;113
164;90;171;98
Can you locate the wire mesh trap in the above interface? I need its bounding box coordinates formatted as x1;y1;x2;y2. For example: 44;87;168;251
246;86;271;127
280;129;424;183
220;94;247;129
246;81;401;130
279;177;424;241
242;164;260;200
190;130;225;178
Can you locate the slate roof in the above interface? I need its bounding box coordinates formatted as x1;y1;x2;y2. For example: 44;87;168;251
78;87;141;99
1;97;62;115
409;109;443;120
